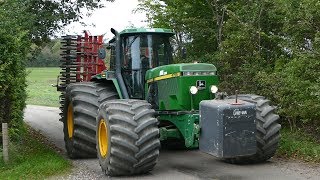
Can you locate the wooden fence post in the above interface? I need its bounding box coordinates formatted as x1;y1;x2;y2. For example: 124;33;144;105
2;123;9;163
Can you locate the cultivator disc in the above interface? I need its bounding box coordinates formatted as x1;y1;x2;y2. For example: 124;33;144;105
57;31;106;119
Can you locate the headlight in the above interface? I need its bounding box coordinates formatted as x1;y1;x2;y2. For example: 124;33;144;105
190;86;198;94
210;85;218;93
209;71;216;75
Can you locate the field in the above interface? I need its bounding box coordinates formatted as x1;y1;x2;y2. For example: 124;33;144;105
26;67;60;107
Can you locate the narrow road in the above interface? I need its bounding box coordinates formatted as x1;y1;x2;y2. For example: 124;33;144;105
24;105;320;180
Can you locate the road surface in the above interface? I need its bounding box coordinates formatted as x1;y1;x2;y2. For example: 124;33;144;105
24;105;320;180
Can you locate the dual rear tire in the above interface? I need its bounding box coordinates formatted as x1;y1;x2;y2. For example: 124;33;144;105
96;100;160;176
62;82;118;158
62;83;160;176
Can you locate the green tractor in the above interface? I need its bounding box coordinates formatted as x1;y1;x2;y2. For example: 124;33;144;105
58;28;281;176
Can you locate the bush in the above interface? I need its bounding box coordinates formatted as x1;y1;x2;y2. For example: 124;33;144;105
0;3;29;140
257;55;320;129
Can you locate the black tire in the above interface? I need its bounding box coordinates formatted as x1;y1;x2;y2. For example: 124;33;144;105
62;82;118;158
96;99;160;176
225;94;281;164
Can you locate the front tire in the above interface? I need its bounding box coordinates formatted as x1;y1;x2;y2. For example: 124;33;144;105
225;94;281;164
62;82;118;158
97;99;160;176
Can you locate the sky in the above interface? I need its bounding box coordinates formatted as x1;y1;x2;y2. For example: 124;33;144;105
62;0;148;39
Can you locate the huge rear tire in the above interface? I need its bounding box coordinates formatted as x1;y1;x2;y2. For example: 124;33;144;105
97;99;160;176
62;82;118;158
225;94;281;164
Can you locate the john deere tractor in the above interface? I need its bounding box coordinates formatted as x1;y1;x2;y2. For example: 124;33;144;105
57;28;281;176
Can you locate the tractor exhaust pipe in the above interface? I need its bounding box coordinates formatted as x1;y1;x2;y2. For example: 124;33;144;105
111;28;129;99
111;28;118;36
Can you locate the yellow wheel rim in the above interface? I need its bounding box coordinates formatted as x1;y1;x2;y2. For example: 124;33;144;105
67;103;74;138
98;119;109;158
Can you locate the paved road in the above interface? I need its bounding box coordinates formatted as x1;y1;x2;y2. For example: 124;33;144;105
24;105;320;180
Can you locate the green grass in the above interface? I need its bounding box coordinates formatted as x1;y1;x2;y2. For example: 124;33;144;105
26;67;60;107
0;126;71;179
277;128;320;162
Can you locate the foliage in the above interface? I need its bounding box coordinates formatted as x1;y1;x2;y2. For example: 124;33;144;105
0;0;29;140
0;0;114;140
138;0;320;130
136;0;218;59
27;40;61;67
278;128;320;162
258;55;320;129
24;0;114;44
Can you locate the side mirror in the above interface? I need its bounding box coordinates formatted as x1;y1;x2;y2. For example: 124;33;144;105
181;47;187;59
98;47;106;59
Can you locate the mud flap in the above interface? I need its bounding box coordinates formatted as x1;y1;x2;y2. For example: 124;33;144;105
199;99;257;158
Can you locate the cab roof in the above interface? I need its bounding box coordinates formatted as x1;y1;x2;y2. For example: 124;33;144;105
119;28;175;36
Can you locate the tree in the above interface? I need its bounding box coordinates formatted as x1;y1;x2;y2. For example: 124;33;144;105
137;0;218;59
0;0;114;139
137;0;320;130
27;40;61;67
24;0;114;43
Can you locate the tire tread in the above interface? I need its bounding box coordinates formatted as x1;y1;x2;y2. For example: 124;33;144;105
225;94;281;164
97;99;160;176
62;82;118;158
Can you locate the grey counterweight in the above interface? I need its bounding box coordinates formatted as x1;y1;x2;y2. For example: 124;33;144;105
199;99;256;158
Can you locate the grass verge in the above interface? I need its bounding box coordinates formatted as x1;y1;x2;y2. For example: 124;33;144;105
277;128;320;162
26;67;60;107
0;125;71;179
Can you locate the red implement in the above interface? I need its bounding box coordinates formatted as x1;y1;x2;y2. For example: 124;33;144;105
76;30;106;82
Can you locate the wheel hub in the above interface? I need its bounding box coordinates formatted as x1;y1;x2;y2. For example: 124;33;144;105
98;119;109;158
67;103;74;138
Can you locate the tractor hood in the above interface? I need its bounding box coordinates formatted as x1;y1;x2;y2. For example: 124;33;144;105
145;63;217;82
145;63;219;111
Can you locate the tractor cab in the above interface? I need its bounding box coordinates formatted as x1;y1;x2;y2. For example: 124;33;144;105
107;28;218;110
110;28;175;99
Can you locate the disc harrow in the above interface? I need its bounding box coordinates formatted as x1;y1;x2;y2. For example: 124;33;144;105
57;31;106;120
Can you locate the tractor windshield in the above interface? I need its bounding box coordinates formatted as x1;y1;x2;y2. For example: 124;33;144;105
121;34;173;99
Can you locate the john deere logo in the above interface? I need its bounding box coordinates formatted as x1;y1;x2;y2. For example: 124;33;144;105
196;80;206;89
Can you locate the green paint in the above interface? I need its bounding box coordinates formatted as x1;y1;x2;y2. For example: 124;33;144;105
145;63;219;111
111;79;123;99
159;128;181;140
158;113;200;148
104;71;123;99
157;75;218;110
94;71;123;99
92;74;103;79
145;63;217;80
143;63;219;148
